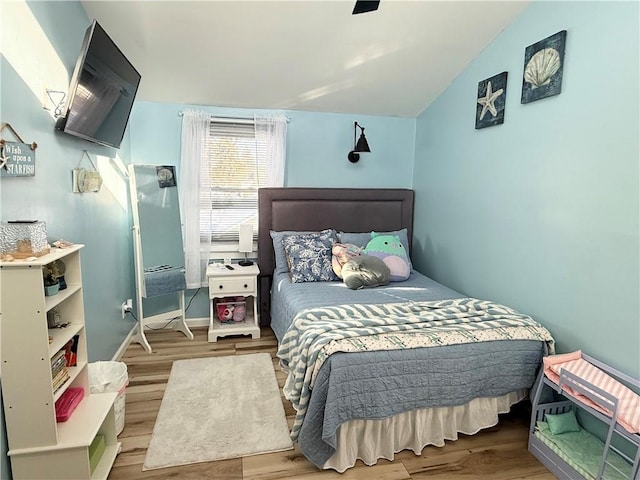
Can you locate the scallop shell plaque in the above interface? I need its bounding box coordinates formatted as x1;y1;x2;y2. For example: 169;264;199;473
524;48;561;89
520;30;567;104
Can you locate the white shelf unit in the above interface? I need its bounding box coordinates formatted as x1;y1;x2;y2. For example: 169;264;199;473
0;245;121;479
206;263;261;342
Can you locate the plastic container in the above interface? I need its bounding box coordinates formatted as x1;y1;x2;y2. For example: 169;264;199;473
88;361;128;435
55;387;85;422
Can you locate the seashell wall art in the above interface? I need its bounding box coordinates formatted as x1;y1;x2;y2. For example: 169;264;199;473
521;30;567;104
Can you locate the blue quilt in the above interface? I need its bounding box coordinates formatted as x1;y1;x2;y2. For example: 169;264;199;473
271;272;554;468
270;270;461;341
301;341;547;468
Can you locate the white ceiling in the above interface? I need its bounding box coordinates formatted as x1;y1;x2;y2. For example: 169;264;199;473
81;0;529;118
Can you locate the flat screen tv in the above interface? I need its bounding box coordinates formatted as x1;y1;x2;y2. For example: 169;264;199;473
55;20;141;149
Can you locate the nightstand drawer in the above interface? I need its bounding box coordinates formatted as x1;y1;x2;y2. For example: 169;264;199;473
209;276;256;296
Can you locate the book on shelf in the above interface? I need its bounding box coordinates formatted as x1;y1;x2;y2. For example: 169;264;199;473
51;363;67;380
51;350;65;367
51;358;66;374
51;349;67;377
53;376;70;394
52;367;69;384
52;367;70;394
64;334;79;367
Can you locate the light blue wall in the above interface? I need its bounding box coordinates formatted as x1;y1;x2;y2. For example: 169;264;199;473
130;102;415;188
2;1;637;478
1;3;137;477
129;101;416;318
412;1;639;377
285;111;415;188
0;1;136;360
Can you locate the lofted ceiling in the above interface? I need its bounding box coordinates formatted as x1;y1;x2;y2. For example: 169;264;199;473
80;1;529;118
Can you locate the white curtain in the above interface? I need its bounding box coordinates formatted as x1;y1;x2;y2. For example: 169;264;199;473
179;110;210;288
254;115;287;187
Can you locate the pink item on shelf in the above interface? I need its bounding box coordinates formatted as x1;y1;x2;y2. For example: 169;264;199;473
55;387;85;422
216;302;234;322
233;303;246;322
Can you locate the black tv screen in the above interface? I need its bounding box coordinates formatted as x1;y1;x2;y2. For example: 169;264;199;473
56;20;141;149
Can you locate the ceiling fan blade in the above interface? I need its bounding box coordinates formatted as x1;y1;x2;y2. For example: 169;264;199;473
352;0;380;15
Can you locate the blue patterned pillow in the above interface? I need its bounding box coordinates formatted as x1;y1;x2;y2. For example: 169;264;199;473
282;230;338;282
270;230;330;275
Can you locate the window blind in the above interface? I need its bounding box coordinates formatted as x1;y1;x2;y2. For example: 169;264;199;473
200;120;267;243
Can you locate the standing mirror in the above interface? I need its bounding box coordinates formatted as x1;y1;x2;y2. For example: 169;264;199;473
128;164;193;352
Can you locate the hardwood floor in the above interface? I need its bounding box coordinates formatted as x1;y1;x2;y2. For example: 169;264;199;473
108;326;555;480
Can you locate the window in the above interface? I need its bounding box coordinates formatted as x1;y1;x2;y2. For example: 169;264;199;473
180;112;286;287
201;120;265;244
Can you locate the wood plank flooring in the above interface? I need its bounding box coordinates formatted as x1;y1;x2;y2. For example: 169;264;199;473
108;326;555;480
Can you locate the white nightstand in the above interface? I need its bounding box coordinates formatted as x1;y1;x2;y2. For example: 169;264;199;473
206;263;260;342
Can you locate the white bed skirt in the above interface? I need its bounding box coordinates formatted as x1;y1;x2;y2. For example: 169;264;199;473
324;389;528;472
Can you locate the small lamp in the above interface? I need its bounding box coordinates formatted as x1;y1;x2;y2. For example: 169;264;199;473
347;121;371;163
238;223;254;266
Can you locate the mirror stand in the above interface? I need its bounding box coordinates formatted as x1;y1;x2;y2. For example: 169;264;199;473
129;164;194;353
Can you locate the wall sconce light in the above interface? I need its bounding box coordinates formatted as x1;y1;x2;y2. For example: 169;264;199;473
347;121;371;163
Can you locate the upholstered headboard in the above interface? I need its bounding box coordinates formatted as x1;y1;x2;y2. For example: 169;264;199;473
257;187;414;325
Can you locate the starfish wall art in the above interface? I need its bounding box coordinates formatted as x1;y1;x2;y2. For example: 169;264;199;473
475;71;508;129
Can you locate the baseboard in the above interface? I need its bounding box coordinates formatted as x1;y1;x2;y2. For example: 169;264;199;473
111;317;209;360
183;317;209;328
112;324;138;360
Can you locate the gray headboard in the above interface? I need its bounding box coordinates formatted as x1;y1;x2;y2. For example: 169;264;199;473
257;187;414;325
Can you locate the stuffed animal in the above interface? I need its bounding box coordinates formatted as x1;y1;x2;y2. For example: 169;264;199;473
362;233;410;281
233;297;246;322
341;255;390;290
216;301;234;323
331;243;362;278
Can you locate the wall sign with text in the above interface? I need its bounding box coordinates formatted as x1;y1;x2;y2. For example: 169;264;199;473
0;141;36;177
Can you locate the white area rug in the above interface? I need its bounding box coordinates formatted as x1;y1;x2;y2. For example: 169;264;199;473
143;353;293;470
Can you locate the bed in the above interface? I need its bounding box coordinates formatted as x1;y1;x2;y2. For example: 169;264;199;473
258;187;555;472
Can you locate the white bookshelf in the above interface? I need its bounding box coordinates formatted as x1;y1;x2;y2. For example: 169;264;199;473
0;245;120;479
